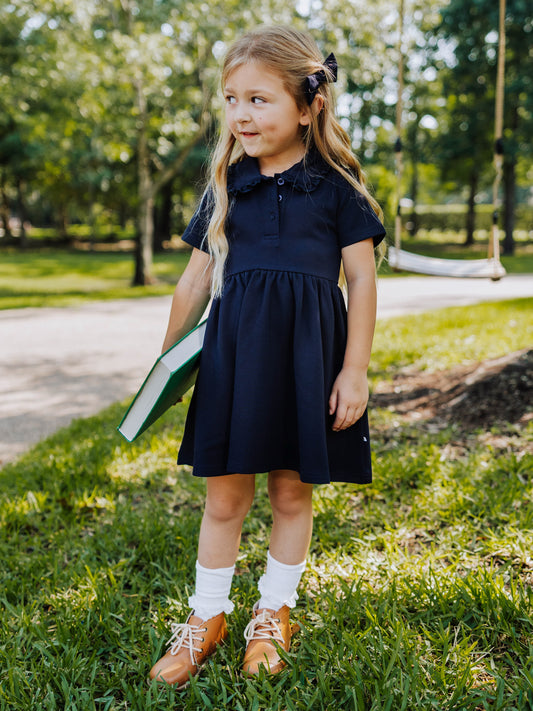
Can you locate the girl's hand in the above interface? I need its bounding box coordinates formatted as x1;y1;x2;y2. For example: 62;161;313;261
329;367;369;431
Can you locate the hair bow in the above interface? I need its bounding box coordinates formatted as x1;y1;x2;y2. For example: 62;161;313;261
304;53;338;105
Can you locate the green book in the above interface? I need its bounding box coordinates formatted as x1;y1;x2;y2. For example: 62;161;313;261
117;319;207;442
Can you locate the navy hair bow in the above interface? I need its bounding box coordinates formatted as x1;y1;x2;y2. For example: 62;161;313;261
304;53;338;105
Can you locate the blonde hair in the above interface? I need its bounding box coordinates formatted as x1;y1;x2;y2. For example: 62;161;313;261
206;25;384;296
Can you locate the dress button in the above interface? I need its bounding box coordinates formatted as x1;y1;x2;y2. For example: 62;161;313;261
278;194;283;202
277;177;285;186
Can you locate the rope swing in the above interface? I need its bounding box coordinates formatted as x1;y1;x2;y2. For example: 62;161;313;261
388;0;506;280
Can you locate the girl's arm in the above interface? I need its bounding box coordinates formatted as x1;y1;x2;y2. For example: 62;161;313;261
161;247;213;353
329;237;377;431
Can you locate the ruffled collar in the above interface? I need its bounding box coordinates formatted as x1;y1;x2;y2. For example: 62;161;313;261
227;149;330;195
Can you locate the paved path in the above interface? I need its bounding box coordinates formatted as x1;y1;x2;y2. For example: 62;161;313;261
1;274;532;466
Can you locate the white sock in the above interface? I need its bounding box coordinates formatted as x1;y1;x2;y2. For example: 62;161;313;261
188;560;235;620
257;550;307;610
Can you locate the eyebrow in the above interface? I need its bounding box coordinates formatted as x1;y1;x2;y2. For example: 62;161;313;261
224;85;276;96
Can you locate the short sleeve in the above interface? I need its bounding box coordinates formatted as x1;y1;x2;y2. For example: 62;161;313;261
336;181;386;249
181;188;214;253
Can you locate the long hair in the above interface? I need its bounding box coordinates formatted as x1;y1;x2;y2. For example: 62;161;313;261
206;25;384;297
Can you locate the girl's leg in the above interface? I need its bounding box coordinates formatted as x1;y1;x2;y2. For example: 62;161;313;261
198;473;256;567
150;473;255;687
242;470;313;676
190;473;256;618
256;469;313;610
267;469;313;565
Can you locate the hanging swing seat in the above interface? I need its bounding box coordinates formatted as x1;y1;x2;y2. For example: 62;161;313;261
388;246;506;280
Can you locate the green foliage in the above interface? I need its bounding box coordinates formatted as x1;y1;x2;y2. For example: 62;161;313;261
1;300;532;709
436;0;533;206
404;203;533;233
1;0;530;226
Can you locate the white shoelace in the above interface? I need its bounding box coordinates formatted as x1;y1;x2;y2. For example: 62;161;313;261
243;609;284;645
167;621;207;665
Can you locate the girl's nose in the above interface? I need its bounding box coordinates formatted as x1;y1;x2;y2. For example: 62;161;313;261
235;105;251;124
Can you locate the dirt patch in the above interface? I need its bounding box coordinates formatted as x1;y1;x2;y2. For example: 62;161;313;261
372;348;533;431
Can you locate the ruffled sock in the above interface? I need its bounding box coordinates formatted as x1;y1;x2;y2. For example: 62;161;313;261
188;560;235;620
257;550;307;610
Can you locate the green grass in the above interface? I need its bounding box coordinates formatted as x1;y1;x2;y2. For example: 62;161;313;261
0;248;190;310
27;225;137;242
1;299;532;709
371;297;533;377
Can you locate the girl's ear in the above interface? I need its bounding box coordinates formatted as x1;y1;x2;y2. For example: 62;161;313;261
299;95;325;126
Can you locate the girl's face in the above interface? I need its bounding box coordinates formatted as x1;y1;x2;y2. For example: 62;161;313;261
224;62;311;176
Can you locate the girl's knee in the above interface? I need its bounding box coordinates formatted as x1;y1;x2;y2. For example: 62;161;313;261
205;477;254;523
269;471;313;518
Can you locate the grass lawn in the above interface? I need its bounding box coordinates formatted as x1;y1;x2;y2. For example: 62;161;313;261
1;299;532;709
0;249;190;310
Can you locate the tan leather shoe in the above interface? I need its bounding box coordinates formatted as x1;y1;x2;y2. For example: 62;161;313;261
149;611;227;688
242;603;293;675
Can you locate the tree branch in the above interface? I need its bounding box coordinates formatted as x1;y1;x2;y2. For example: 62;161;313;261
151;84;214;197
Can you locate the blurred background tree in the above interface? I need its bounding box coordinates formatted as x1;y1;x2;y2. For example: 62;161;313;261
438;0;533;254
0;0;531;278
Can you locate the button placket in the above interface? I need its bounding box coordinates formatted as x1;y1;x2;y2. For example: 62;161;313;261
277;176;284;203
263;180;280;242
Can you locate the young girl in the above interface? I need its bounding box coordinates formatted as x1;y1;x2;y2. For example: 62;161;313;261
149;25;385;687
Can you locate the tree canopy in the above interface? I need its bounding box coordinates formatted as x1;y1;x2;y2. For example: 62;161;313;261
0;0;530;274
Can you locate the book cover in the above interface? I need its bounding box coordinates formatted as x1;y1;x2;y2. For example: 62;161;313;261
117;319;207;442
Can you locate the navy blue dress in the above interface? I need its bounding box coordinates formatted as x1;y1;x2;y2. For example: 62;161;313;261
177;151;385;485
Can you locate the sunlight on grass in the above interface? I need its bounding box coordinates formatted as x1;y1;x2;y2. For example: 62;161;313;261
372;298;533;376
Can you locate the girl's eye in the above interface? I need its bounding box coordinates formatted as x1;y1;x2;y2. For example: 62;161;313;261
252;97;265;104
225;95;236;104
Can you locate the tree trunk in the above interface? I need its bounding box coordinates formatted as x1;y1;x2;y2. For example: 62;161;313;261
133;80;155;286
502;104;519;256
132;67;212;284
154;178;173;253
464;171;478;246
0;173;12;241
502;158;515;256
16;178;28;249
57;205;69;241
134;184;155;285
409;159;419;236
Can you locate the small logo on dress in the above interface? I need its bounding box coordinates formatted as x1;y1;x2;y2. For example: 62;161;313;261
362;436;368;442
